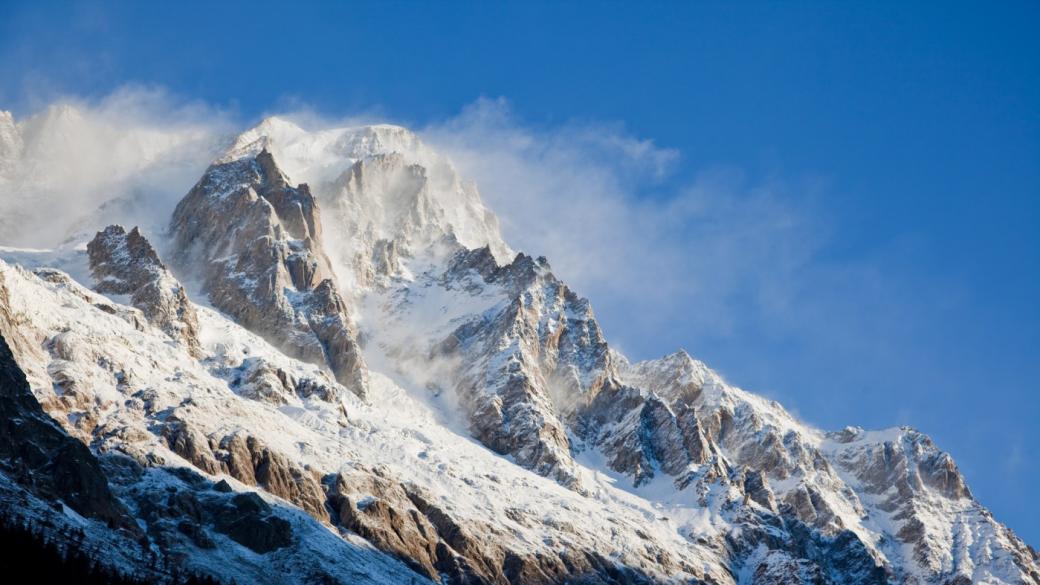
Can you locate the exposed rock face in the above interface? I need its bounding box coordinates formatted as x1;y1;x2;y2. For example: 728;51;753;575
329;470;448;581
169;149;367;397
577;380;718;488
438;248;612;489
109;464;425;583
437;249;723;492
821;426;1021;580
163;421;329;523
87;224;202;357
0;331;137;532
227;356;340;405
328;468;689;585
211;492;293;553
751;551;828;585
742;469;778;513
614;350;837;500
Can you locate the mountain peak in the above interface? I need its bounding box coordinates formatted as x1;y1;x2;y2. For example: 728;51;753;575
222;117;422;179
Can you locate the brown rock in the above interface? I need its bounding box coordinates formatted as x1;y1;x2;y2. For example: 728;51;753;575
169;150;367;397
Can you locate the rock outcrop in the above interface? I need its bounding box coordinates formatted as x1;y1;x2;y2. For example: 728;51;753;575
163;421;329;523
0;331;137;532
437;248;612;489
328;467;690;585
169;149;367;397
437;249;720;492
227;356;340;405
87;224;202;357
210;491;293;553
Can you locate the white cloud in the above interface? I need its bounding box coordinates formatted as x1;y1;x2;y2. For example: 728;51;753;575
421;98;834;358
0;86;233;248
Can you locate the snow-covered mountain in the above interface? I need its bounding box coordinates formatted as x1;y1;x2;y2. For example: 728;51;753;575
0;110;1036;585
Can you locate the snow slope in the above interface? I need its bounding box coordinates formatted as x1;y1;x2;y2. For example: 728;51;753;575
0;255;730;583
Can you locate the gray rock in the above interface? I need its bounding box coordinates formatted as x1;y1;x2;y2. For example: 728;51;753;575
231;356;339;405
0;331;139;533
743;469;778;513
164;421;329;524
328;469;691;585
439;249;617;490
212;492;292;553
163;419;223;476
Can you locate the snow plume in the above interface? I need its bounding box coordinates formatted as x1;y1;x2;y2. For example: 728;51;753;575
0;86;232;248
0;90;835;365
421;98;829;357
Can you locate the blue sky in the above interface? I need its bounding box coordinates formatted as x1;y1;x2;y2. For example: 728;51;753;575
1;1;1038;543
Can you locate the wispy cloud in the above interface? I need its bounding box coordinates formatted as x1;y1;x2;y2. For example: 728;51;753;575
0;91;908;375
0;86;232;248
421;98;842;358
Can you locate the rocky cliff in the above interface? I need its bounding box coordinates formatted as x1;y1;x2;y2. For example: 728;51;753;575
169;148;367;397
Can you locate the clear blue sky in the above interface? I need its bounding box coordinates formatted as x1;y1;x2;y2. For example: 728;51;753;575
1;1;1037;544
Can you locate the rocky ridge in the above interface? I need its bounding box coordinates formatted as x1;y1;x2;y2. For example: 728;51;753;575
313;120;1037;584
0;328;136;533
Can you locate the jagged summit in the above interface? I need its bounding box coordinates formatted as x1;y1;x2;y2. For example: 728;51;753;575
222;117;514;280
169;147;368;397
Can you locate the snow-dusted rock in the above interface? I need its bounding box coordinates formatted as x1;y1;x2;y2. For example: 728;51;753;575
0;330;137;532
433;247;617;489
163;424;330;523
169;148;367;397
87;224;202;357
0;258;731;584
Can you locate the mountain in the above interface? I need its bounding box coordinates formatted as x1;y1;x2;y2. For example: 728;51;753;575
0;110;1036;585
